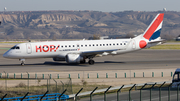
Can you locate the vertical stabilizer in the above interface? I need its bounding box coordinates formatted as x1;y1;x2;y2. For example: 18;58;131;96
143;13;164;41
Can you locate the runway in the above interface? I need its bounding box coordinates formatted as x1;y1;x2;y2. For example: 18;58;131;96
0;50;180;73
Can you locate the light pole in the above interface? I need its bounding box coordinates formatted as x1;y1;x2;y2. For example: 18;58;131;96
48;74;51;93
3;71;7;91
53;79;57;93
26;72;29;92
60;81;64;91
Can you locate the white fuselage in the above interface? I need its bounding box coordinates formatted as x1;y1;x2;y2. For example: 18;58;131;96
3;38;141;59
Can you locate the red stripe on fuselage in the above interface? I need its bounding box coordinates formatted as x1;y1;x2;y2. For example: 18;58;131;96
143;13;164;40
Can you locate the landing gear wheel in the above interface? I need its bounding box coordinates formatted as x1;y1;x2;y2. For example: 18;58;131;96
88;60;94;65
21;62;24;66
19;59;25;66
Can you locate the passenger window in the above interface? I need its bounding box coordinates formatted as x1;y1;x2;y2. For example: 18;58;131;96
89;44;91;47
65;45;67;47
124;43;126;45
103;44;105;46
85;45;87;47
110;44;111;46
69;45;71;47
120;43;122;45
77;45;79;47
117;43;119;45
113;44;115;45
81;45;83;47
43;46;48;48
93;44;95;46
61;46;63;48
73;45;75;47
96;44;98;46
106;44;108;46
100;44;102;46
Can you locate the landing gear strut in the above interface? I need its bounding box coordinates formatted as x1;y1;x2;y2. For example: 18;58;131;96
19;59;25;66
88;59;94;65
80;59;86;64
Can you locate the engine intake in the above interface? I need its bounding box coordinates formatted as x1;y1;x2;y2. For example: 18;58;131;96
65;54;83;63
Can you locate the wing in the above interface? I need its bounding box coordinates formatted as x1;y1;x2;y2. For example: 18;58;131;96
80;49;119;58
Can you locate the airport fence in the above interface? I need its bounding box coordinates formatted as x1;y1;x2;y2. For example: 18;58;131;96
0;70;175;100
68;81;180;101
0;70;174;80
2;81;178;101
0;77;73;99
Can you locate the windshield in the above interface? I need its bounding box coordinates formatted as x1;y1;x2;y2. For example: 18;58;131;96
11;46;20;50
173;72;180;82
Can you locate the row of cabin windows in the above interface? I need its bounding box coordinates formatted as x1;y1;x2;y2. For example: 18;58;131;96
41;43;127;49
60;43;126;48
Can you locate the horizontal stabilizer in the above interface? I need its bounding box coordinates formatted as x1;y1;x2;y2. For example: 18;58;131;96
148;39;166;44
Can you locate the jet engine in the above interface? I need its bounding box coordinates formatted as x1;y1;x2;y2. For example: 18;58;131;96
65;54;83;63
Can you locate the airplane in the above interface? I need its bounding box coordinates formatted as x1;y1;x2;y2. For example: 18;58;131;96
3;13;164;65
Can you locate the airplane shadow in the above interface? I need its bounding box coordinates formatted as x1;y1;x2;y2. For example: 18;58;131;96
0;62;86;67
0;61;125;67
103;61;125;64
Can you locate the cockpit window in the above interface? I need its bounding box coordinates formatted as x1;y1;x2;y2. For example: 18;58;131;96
16;46;20;49
11;46;20;49
11;46;16;49
173;72;180;82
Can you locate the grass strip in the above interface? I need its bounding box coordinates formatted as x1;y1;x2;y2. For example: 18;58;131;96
149;44;180;50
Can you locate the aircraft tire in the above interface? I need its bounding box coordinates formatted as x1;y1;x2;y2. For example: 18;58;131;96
88;60;94;65
21;63;24;66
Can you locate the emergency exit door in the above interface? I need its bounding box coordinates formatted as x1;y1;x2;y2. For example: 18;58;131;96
26;43;32;54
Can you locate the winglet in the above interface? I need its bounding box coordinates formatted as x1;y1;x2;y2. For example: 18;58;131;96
143;13;164;41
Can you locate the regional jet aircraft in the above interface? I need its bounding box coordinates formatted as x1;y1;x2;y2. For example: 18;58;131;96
3;13;164;65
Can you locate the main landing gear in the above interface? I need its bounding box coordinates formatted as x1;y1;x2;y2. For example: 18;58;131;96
80;59;86;64
80;58;94;65
19;59;25;66
88;59;94;65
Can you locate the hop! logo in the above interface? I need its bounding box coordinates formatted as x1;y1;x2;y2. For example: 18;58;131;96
36;45;60;52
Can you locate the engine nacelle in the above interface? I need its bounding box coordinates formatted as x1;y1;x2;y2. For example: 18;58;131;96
53;57;65;61
65;54;83;63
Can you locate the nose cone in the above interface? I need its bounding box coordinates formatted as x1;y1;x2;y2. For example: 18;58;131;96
3;52;8;58
3;50;11;58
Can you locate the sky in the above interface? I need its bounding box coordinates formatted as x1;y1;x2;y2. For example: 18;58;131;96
0;0;180;12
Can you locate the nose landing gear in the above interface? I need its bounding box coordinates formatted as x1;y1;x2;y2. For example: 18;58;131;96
19;59;25;66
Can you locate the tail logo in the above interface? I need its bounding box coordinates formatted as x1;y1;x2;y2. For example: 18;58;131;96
143;13;164;41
